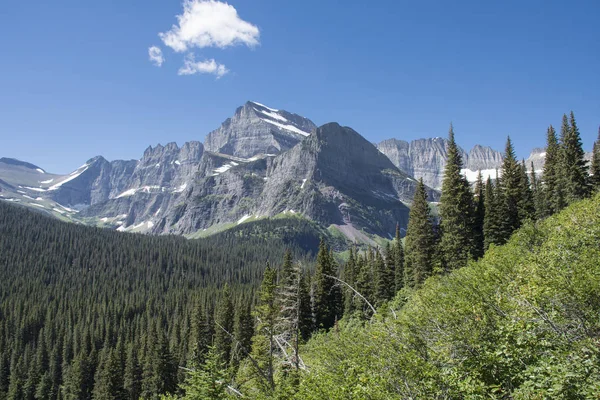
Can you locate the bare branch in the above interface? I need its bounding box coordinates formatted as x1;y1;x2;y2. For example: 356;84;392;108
324;274;377;315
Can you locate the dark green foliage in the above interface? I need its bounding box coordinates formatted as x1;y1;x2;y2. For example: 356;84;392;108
123;345;141;400
393;225;405;292
542;124;565;215
214;284;234;366
439;124;475;271
343;247;356;315
0;201;316;399
92;348;126;400
178;346;228;400
531;161;546;220
483;176;500;250
498;137;522;243
297;271;313;342
404;178;435;287
472;171;485;260
560;112;590;203
518;160;535;222
591;127;600;191
373;248;394;305
313;240;342;330
233;299;254;365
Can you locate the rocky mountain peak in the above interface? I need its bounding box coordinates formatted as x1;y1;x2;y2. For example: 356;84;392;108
204;101;317;159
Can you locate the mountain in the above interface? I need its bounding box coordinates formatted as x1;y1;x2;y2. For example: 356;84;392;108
204;101;317;158
377;138;503;189
158;123;437;239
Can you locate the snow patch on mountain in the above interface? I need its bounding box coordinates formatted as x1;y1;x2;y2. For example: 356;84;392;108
460;168;499;183
261;118;311;137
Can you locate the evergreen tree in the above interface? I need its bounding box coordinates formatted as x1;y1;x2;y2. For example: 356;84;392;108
343;247;357;316
404;178;435;287
353;252;373;314
497;136;523;243
189;302;213;367
393;224;405;292
34;372;52;400
483;176;500;250
560;112;590;203
439;124;475;271
472;171;486;260
213;284;234;366
92;348;126;400
543;124;564;215
374;248;394;304
518;160;535;222
62;353;93;400
123;344;142;400
249;265;278;392
297;271;313;342
179;346;228;400
313;240;342;330
0;351;9;396
233;299;254;366
531;162;546;220
590;127;600;191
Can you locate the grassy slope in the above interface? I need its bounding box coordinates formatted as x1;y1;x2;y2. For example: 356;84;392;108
297;193;600;399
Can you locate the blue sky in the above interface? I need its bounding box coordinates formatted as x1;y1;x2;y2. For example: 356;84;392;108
1;0;599;174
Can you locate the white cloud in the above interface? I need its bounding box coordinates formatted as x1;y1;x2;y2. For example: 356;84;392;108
178;54;229;78
159;0;260;52
148;46;165;66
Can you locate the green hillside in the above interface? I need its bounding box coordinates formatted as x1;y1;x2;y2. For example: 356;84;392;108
295;193;600;399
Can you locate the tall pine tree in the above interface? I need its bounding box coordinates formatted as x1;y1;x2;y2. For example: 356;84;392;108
404;178;435;287
313;240;342;330
439;124;475;271
560;112;590;202
542;124;564;215
498;137;522;243
472;171;485;260
213;284;234;366
393;224;405;292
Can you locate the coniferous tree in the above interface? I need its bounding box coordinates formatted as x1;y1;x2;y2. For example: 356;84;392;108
313;240;342;330
189;302;213;367
518;160;535;222
353;252;373;313
63;353;93;400
179;346;228;400
543;124;564;215
590;127;600;191
531;161;546;220
560;112;590;202
214;284;234;366
233;299;254;366
439;124;475;271
483;176;500;250
123;344;142;400
393;224;405;292
472;171;485;260
92;348;126;400
34;372;52;400
343;247;357;316
297;271;313;342
0;351;9;396
497;136;523;244
374;249;394;304
249;265;278;392
404;178;435;287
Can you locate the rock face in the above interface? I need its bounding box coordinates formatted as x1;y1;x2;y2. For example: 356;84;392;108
159;123;438;237
204;101;317;158
377;138;503;189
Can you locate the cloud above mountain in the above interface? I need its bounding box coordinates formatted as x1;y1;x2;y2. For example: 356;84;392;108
149;0;260;78
178;54;229;77
148;46;164;67
159;0;260;52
